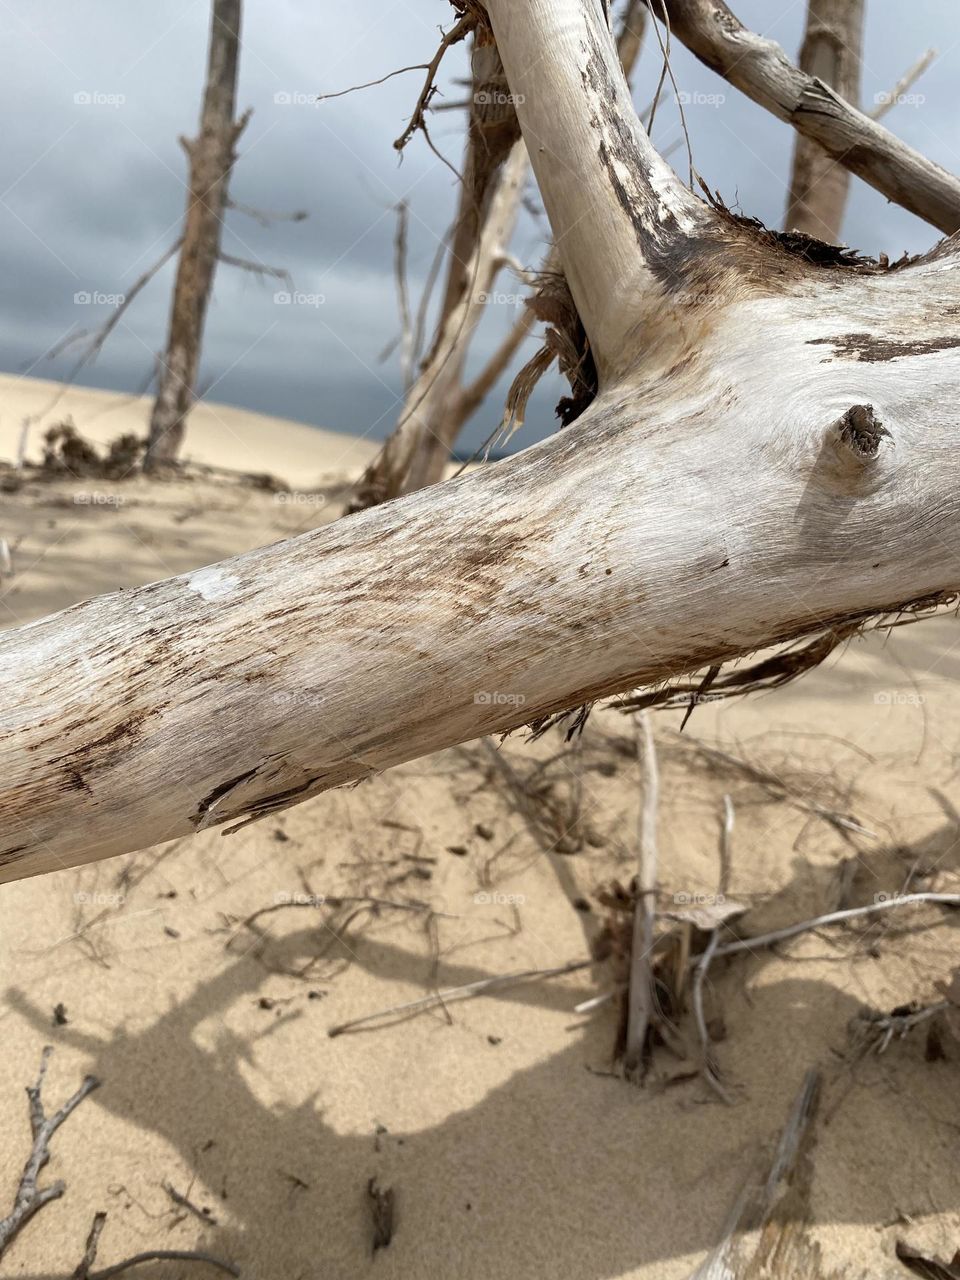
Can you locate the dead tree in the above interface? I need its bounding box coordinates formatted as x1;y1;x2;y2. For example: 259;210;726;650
144;0;248;473
351;0;649;507
784;0;865;241
348;33;524;509
4;0;960;880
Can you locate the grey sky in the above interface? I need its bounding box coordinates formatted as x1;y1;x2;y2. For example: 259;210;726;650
1;1;958;455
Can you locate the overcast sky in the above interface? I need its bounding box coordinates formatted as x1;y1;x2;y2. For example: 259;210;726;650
1;1;959;454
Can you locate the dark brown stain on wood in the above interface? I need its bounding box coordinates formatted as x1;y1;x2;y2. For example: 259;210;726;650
808;332;960;361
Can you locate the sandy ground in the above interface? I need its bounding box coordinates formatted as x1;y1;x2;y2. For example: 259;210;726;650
0;375;958;1279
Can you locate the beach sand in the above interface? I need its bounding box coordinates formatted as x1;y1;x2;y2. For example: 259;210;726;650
0;373;957;1278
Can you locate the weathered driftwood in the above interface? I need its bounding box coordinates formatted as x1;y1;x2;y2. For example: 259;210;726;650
3;0;960;881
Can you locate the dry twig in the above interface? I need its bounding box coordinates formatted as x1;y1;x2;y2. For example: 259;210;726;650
870;48;937;121
392;13;475;160
691;795;736;1104
71;1206;238;1279
689;1069;823;1278
0;1046;100;1259
622;712;659;1081
328;960;590;1037
711;893;960;961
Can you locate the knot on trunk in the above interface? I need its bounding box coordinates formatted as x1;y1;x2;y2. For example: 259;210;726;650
834;404;889;460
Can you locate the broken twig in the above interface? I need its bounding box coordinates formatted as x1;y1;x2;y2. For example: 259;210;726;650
328;960;590;1037
0;1046;100;1259
711;893;960;961
71;1209;238;1278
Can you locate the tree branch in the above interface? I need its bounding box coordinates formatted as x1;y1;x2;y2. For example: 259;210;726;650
218;252;292;287
225;198;308;226
870;48;937;122
622;712;659;1082
5;0;960;884
658;0;960;234
486;0;710;377
0;1047;100;1259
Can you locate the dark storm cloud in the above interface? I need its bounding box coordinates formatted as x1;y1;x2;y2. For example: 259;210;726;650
0;1;958;453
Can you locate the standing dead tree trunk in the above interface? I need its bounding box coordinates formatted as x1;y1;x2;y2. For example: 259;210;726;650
144;0;248;473
4;0;960;881
784;0;865;241
348;33;524;510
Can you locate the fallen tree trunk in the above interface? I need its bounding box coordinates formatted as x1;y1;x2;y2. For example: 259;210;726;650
659;0;960;234
2;0;960;881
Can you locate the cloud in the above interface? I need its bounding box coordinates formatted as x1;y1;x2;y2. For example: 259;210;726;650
0;0;957;453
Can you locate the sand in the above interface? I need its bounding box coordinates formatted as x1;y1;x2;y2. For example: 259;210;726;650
0;374;957;1279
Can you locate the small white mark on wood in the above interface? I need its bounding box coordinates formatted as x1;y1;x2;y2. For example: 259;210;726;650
187;567;240;602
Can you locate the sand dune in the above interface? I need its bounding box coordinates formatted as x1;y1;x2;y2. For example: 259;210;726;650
0;372;378;485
